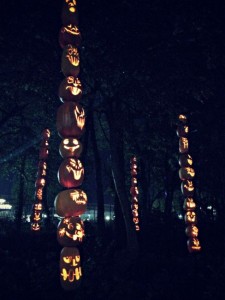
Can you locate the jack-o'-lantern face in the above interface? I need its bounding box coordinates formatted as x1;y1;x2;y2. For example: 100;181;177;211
179;137;189;153
181;180;195;197
183;198;196;211
57;216;85;247
187;237;201;253
33;202;43;211
66;45;79;66
179;167;195;180
179;154;193;167
74;105;85;130
42;129;50;139
131;196;138;204
178;114;187;124
59;76;82;103
65;0;77;13
63;24;80;35
132;209;138;217
70;189;87;205
176;125;189;138
58;158;84;188
130;186;139;196
31;210;42;222
131;177;137;186
133;217;139;224
35;188;43;201
184;211;197;224
31;223;40;231
60;247;82;290
59;138;83;158
185;225;199;238
66;77;82;96
35;178;46;188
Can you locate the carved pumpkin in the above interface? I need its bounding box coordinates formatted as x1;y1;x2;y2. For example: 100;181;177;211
40;139;49;148
42;128;51;139
130;156;137;164
38;161;47;170
131;177;137;186
135;225;140;231
130;186;139;196
183;198;196;211
32;202;43;212
133;217;139;224
56;102;85;138
54;188;87;217
184;211;197;224
187;237;201;253
179;167;195;181
37;167;47;178
178;154;193;167
58;158;84;188
61;0;79;26
185;225;199;238
31;222;41;231
132;209;138;217
61;44;80;77
39;147;49;160
131;203;138;210
176;125;189;138
131;196;138;204
178;114;187;124
181;180;194;197
59;138;83;158
34;188;43;201
35;178;46;188
58;76;82;103
59;25;82;49
60;246;82;290
179;137;189;154
57;216;85;247
31;210;42;222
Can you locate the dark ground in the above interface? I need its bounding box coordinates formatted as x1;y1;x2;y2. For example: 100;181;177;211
0;218;224;300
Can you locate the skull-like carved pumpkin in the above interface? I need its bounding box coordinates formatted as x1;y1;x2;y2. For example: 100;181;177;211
130;186;139;196
56;102;85;138
185;225;199;238
181;180;194;197
179;154;193;167
187;237;201;253
176;125;189;138
183;198;196;211
61;0;79;26
60;246;82;290
59;138;83;158
58;158;84;188
54;188;87;217
131;169;137;176
35;177;46;188
39;147;49;160
57;216;85;247
59;25;82;49
58;76;82;103
61;44;80;77
179;137;189;154
184;211;197;224
179;167;195;181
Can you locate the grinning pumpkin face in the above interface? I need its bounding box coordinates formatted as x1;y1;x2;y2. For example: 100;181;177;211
61;45;80;77
179;154;193;167
181;180;195;197
60;246;82;290
59;76;82;103
54;188;87;217
183;198;196;211
179;137;189;154
58;158;84;188
31;222;41;231
185;225;199;238
59;138;83;158
57;216;85;247
56;102;85;138
187;237;201;253
184;211;197;224
59;25;82;49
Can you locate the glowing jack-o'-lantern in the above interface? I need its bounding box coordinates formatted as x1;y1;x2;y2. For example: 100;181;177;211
61;0;79;26
130;186;139;196
184;211;197;224
35;177;46;188
31;210;42;222
130;156;137;164
179;137;189;154
131;177;137;186
132;209;138;217
179;154;193;167
183;198;196;211
31;222;41;231
54;188;87;217
131;203;138;210
60;246;82;290
59;25;82;49
133;217;139;224
59;76;82;103
131;196;138;204
38;161;47;170
131;169;137;176
59;138;83;158
178;114;187;124
40;139;49;148
61;45;80;77
135;224;140;231
56;102;85;138
35;188;43;201
32;202;43;211
181;180;195;197
179;167;195;181
37;167;47;178
176;125;189;138
58;158;84;188
187;237;201;253
39;147;49;160
42;128;51;139
57;216;85;247
185;225;199;238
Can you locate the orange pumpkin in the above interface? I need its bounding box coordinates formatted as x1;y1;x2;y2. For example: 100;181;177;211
59;137;83;158
61;44;80;77
58;158;84;188
58;76;82;103
59;25;82;49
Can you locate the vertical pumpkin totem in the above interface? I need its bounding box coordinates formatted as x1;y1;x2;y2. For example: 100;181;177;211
54;0;87;290
31;129;51;231
130;156;140;231
177;114;201;253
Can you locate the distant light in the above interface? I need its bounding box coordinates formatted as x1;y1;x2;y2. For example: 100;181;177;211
105;216;110;221
178;214;183;219
0;203;12;210
0;199;6;204
207;205;212;210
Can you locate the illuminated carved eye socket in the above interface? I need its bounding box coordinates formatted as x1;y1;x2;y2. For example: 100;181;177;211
68;223;74;230
63;256;72;264
72;139;79;145
63;139;69;145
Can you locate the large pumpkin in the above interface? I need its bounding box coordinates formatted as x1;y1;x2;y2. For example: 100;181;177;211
59;137;83;158
59;25;82;49
58;76;82;103
61;0;79;26
61;44;80;77
56;102;85;138
54;188;87;217
58;158;84;188
60;246;82;290
57;216;85;247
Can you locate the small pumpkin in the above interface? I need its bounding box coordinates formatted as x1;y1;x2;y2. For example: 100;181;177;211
58;76;82;103
61;44;80;77
42;128;51;139
130;186;139;196
181;180;194;197
59;137;83;158
184;211;197;224
131;177;137;186
31;222;41;231
58;157;84;188
34;187;43;201
178;114;187;124
39;147;49;160
179;137;189;154
54;188;87;217
60;246;82;290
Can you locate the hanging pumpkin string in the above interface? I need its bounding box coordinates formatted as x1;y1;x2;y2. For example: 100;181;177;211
30;128;50;232
130;156;140;231
177;114;201;253
54;0;87;290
